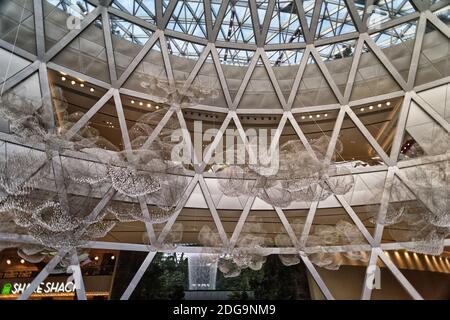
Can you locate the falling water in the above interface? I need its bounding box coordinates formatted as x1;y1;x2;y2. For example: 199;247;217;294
187;254;218;290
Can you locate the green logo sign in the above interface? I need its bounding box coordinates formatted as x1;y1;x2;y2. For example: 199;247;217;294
1;283;12;295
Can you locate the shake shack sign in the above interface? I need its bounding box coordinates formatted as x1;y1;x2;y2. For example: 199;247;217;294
1;281;76;295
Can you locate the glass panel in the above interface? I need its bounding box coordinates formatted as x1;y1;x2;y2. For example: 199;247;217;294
433;5;450;26
317;39;358;95
292;56;339;107
111;0;156;25
47;69;108;135
266;0;304;45
238;58;283;109
109;14;152;78
337;114;386;166
216;1;256;44
315;0;357;39
43;0;95;51
122;41;167;95
0;0;36;55
0;48;31;83
51;18;110;83
415;22;450;86
398;101;449;161
370;20;417;82
366;0;416;30
166;0;207;38
350;97;403;158
416;83;450;124
350;43;401;102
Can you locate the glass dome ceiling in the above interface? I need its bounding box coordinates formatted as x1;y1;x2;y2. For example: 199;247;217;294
43;0;437;66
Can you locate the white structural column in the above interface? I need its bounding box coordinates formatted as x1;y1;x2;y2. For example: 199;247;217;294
376;248;424;300
300;253;335;300
70;251;87;300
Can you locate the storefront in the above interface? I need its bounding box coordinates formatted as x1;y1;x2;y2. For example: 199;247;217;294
0;276;112;300
0;249;117;300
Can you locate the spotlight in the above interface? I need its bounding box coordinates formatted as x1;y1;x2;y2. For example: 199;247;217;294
80;83;85;88
155;106;160;110
316;114;320;118
147;103;151;108
139;101;143;106
360;107;365;111
61;76;66;81
111;255;115;260
369;106;373;110
308;115;312;119
386;101;391;106
71;80;76;85
301;116;305;119
94;256;99;261
6;259;11;265
20;259;25;264
90;88;95;92
131;100;135;104
324;113;328;117
377;103;382;108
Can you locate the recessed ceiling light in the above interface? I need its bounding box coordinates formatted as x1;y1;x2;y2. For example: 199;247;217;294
378;103;382;107
131;100;135;104
6;259;11;265
386;101;391;106
111;255;115;260
301;116;305;119
90;88;95;92
71;80;76;85
61;76;66;81
316;114;320;118
369;106;373;110
94;256;99;261
308;115;312;119
80;83;85;88
20;259;25;264
360;107;365;111
147;103;151;108
155;106;160;109
324;113;328;117
139;101;143;106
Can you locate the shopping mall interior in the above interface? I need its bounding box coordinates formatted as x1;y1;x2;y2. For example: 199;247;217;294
0;0;449;300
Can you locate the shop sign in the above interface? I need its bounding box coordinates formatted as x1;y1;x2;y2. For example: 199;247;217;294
1;281;76;295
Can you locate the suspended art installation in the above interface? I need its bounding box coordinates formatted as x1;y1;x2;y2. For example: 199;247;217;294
0;89;190;259
212;136;354;207
0;153;117;250
198;224;269;278
0;72;448;272
304;220;369;270
197;217;369;277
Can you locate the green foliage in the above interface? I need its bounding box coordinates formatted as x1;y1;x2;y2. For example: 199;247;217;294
216;255;310;300
134;253;188;300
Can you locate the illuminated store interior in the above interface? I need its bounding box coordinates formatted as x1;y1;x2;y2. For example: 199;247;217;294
0;0;449;300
